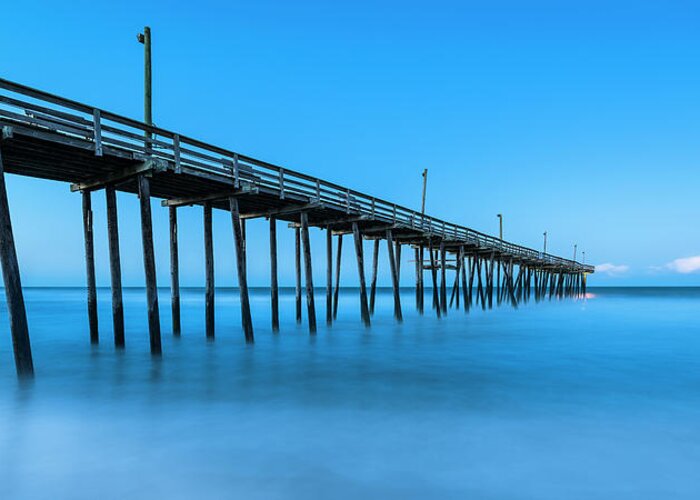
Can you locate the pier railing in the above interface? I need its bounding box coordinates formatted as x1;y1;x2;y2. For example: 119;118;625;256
0;78;592;273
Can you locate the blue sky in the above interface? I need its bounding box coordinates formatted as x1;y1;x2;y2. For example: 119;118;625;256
1;0;699;286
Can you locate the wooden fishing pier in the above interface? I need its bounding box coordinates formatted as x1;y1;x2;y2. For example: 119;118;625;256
0;78;593;376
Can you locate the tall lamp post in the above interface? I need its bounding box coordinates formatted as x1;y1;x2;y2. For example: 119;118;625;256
497;214;503;240
543;231;547;255
137;26;152;128
421;168;428;218
573;244;577;262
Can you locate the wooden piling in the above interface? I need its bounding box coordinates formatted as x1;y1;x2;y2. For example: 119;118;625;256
300;212;317;333
428;240;441;318
386;230;403;322
395;241;402;277
415;245;424;314
0;145;33;376
352;222;371;326
229;197;254;342
270;217;279;332
326;226;333;325
137;174;161;355
169;207;181;335
460;247;468;311
294;227;302;324
439;241;447;314
451;249;461;309
204;202;214;339
82;191;98;343
105;186;124;347
487;252;495;309
333;234;342;319
467;255;475;309
369;239;379;315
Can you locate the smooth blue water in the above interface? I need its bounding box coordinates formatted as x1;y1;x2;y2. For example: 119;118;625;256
1;287;699;499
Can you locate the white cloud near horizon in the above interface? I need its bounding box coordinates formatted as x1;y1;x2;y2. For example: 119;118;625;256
665;255;700;274
595;263;630;275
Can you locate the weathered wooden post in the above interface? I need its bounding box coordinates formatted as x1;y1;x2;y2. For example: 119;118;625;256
294;227;302;324
439;241;447;314
497;256;501;304
137;174;161;354
270;217;279;332
0;144;33;376
395;241;402;277
352;222;371;326
229;197;254;342
449;249;461;309
460;247;468;311
386;230;402;322
487;253;495;309
105;186;125;347
476;257;486;309
169;207;181;335
333;234;342;319
428;241;441;318
369;239;379;315
467;255;475;309
326;226;333;325
415;245;424;314
300;212;317;333
82;191;98;343
204;202;214;339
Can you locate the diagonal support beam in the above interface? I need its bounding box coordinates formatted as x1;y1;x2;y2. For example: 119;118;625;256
243;201;323;220
70;159;167;192
161;185;258;208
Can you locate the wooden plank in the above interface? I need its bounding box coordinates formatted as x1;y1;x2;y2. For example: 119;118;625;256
300;212;317;333
138;175;162;354
229;197;254;342
0;145;33;376
82;191;98;343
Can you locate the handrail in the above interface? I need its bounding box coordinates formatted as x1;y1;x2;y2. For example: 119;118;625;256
0;77;593;273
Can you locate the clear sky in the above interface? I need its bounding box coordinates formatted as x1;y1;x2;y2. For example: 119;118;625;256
1;0;699;287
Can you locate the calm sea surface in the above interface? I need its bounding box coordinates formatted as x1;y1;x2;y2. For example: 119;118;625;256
1;287;699;499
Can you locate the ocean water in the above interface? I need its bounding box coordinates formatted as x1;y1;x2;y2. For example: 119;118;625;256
0;287;699;499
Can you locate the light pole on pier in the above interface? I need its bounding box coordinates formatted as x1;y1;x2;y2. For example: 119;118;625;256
421;169;428;218
573;244;577;262
582;251;586;265
497;214;503;240
543;231;547;255
137;26;152;127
